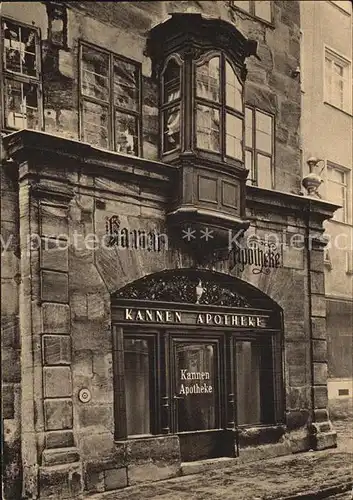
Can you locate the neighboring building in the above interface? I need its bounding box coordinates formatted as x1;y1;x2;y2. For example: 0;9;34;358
300;0;353;419
1;2;339;498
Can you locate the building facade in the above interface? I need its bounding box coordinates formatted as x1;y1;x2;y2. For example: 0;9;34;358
1;1;339;498
300;0;353;419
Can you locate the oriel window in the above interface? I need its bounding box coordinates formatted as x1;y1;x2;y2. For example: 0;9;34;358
79;42;142;156
1;19;42;130
161;56;182;153
195;53;244;161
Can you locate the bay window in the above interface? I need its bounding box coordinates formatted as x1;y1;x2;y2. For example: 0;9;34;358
161;50;245;164
195;54;243;160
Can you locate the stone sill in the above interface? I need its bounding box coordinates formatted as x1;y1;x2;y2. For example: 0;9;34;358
324;101;353;118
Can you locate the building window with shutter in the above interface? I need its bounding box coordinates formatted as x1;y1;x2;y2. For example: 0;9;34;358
1;18;43;131
79;42;142;156
245;106;274;189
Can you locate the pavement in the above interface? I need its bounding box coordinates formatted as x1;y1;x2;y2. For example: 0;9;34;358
91;419;353;500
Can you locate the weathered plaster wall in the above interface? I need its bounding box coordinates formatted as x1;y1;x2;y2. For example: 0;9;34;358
2;0;301;193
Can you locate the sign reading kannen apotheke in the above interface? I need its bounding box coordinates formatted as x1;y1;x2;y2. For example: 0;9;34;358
115;307;271;328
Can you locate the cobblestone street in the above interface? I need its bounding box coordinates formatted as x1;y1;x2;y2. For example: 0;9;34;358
91;419;353;500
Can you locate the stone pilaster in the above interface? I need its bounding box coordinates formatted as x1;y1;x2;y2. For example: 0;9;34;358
16;157;82;498
308;233;337;450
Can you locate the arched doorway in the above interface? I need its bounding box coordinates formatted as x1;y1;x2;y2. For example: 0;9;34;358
111;269;284;462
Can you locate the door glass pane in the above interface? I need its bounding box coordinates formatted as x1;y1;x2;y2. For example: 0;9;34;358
236;340;274;425
124;338;151;436
175;342;217;431
196;105;220;152
196;56;220;103
226;113;243;159
226;61;242;112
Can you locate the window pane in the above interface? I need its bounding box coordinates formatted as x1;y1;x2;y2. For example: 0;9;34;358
255;111;272;154
115;112;139;155
328;167;346;184
81;45;109;101
232;0;250;11
245;150;254;185
163;58;181;103
163;105;180;152
236;340;274;425
3;20;38;77
5;79;39;130
82;100;109;149
226;61;242;111
114;58;139;112
124;338;151;436
196;56;220;103
245;107;253;147
226;113;242;159
196;104;220;152
255;0;272;22
257;154;272;189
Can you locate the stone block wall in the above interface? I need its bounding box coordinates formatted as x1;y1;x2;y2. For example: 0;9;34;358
2;0;301;194
1;163;22;500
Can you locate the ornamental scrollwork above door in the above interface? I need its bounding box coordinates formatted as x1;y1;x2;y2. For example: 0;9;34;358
113;271;252;308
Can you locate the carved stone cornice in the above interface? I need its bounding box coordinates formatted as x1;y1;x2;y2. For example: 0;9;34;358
146;12;257;80
2;130;177;188
246;185;340;228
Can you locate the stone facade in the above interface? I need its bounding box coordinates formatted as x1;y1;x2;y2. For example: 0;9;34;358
0;1;340;498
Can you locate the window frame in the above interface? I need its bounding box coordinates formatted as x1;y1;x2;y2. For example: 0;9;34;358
230;1;274;25
78;40;142;156
193;51;245;164
0;16;44;131
325;161;350;223
300;30;304;93
323;45;352;115
113;326;161;440
328;0;352;15
244;105;275;189
160;53;184;156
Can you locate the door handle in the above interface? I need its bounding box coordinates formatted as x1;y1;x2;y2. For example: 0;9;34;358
173;394;183;400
